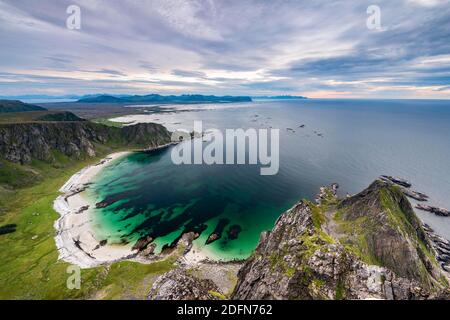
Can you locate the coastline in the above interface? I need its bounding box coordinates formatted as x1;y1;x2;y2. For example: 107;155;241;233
53;151;136;269
52;146;216;269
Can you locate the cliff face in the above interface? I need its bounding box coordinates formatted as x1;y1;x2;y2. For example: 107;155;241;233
0;122;171;164
121;123;172;149
232;181;450;300
336;181;439;285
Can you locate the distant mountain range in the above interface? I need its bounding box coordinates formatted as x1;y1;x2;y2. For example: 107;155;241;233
0;94;309;104
253;95;307;100
0;100;47;113
77;94;253;104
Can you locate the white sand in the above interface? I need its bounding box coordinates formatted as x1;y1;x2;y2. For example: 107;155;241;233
182;245;210;265
53;149;221;269
53;151;136;269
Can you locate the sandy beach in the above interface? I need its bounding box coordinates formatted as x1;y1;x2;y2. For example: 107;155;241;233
53;150;213;269
53;151;137;269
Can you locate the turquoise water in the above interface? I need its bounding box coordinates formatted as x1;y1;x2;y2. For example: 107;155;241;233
88;99;450;260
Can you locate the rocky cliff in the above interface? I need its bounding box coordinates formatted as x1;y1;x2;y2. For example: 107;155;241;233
0;122;171;164
231;181;450;300
148;269;222;300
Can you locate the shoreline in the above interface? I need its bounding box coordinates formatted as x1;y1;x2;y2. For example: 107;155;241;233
52;148;219;269
53;151;137;269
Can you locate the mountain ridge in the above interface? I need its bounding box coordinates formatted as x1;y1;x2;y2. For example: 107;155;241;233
0;100;47;113
77;94;252;104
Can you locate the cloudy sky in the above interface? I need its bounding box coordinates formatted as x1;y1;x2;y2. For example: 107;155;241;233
1;0;450;98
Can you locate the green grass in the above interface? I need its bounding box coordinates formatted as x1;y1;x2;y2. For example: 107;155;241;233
333;213;381;266
335;278;345;300
92;118;126;128
0;153;176;299
0;160;40;189
208;290;226;300
305;200;325;229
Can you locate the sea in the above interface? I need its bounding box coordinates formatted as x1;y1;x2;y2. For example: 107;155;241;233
86;99;450;261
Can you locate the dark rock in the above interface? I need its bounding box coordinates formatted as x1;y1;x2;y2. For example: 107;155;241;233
95;201;111;209
76;205;89;214
402;189;429;201
132;235;153;251
206;233;219;245
205;219;230;245
93;239;108;251
380;175;412;188
416;204;450;217
140;243;157;256
148;269;222;300
226;225;242;240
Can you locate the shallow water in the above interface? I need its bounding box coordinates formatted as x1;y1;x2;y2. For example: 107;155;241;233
88;99;450;260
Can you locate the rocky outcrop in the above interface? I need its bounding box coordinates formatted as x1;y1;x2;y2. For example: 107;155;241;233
232;180;450;300
416;204;450;217
423;224;450;272
148;269;221;300
0;122;171;164
336;180;441;284
121;123;172;149
37;111;85;122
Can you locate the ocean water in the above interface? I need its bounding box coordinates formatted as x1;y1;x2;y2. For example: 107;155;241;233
88;99;450;260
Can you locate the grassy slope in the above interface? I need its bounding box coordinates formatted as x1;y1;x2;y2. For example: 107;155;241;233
0;151;176;300
91;118;126;128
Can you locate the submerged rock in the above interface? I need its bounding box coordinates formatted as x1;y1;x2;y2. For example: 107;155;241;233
95;200;113;209
205;218;230;245
226;225;242;240
132;235;153;251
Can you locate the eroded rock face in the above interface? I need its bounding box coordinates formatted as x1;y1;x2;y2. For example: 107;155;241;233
337;180;442;285
121;123;171;149
148;269;221;300
0;122;171;164
232;181;450;300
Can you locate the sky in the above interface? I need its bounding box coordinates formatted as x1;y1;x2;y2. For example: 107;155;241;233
0;0;450;99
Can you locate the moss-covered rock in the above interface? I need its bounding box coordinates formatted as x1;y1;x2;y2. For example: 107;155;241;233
336;180;441;288
232;181;450;300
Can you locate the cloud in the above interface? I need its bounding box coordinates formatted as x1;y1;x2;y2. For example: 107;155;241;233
171;69;206;78
0;0;449;98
